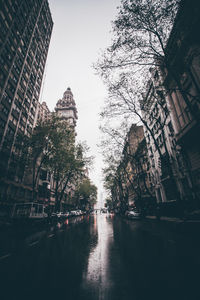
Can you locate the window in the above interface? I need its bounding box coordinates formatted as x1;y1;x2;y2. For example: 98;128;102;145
168;122;174;136
2;106;9;116
0;119;6;129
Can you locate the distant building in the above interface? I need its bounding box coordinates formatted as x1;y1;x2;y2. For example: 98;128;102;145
0;0;53;203
46;87;78;211
110;124;155;213
55;87;78;129
28;88;80;211
37;101;50;123
123;124;154;209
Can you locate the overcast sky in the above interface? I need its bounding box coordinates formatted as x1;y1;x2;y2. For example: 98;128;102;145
41;0;121;204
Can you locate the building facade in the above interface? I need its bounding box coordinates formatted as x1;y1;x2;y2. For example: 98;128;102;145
0;0;53;203
162;0;200;208
142;75;184;216
37;101;50;123
55;87;78;128
123;124;155;210
141;0;200;215
48;87;78;211
110;124;155;213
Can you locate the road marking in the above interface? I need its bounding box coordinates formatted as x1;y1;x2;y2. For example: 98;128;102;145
48;234;55;238
29;241;39;247
0;253;11;261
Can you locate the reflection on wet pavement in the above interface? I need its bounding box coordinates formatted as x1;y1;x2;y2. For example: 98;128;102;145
81;214;114;299
1;213;200;300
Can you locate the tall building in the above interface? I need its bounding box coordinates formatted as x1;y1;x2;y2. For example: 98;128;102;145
55;87;78;129
142;75;182;207
0;0;53;203
162;0;200;206
142;0;200;214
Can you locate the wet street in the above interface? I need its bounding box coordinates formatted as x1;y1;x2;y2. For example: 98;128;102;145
0;213;200;300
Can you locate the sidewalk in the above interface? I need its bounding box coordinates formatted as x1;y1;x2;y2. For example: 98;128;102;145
146;209;200;221
145;210;200;233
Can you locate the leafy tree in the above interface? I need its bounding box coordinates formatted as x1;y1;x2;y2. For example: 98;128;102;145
18;115;92;208
74;178;97;210
50;141;91;212
105;197;114;212
22;115;66;201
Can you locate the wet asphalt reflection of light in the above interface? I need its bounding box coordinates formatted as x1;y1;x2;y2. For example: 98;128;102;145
81;214;114;299
1;214;200;300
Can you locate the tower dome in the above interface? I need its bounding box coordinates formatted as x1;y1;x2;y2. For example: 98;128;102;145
55;87;78;127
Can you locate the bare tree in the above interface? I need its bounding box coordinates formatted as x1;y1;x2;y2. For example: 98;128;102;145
95;0;198;118
100;122;156;213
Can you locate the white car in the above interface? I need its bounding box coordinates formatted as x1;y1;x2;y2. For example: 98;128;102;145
70;210;78;216
126;210;141;219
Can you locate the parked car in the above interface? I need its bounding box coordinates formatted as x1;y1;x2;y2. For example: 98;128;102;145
63;211;70;217
76;210;83;216
56;212;64;218
70;210;78;216
125;209;141;220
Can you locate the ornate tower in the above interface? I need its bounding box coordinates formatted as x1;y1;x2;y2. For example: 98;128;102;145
55;87;78;128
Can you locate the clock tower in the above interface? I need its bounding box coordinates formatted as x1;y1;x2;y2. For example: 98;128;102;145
55;87;78;128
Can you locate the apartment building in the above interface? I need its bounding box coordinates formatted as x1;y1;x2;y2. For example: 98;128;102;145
142;74;183;210
123;124;155;209
0;0;53;203
37;101;50;123
162;0;200;206
140;0;200;216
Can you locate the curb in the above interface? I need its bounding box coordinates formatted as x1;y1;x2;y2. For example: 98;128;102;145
145;215;200;233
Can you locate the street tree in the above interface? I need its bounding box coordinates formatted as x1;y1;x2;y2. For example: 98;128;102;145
100;124;132;212
95;0;181;175
97;0;179;69
73;178;97;210
46;125;93;211
101;123;155;212
100;70;184;205
15;117;57;201
95;0;198;117
100;72;175;172
95;0;186;184
18;115;92;208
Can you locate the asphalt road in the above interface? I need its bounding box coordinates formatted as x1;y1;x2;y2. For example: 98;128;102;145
0;214;200;300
